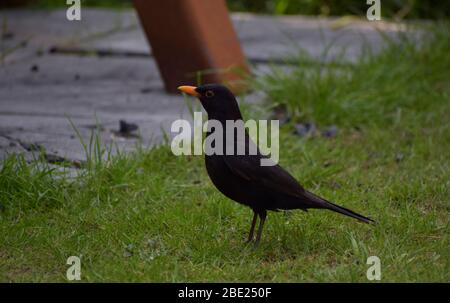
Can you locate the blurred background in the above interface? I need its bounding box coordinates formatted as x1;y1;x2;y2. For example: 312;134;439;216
0;0;449;283
1;0;449;20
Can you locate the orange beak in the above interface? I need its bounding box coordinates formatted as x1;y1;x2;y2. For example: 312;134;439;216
177;85;200;97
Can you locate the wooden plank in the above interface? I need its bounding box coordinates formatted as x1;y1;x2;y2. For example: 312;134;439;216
133;0;249;93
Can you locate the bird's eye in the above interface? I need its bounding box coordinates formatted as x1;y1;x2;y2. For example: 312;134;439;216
205;90;214;98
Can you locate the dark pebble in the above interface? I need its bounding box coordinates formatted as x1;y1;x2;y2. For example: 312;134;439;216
45;154;66;164
322;125;338;138
323;160;333;167
21;142;41;151
30;64;39;72
294;122;316;137
2;32;14;40
119;120;138;134
270;105;290;125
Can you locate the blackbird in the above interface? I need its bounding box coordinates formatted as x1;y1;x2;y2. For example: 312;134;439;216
178;84;373;246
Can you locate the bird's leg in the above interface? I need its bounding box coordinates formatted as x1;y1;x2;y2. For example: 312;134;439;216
246;211;258;243
254;211;267;247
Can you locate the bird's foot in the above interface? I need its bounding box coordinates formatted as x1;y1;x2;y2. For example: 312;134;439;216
244;239;260;249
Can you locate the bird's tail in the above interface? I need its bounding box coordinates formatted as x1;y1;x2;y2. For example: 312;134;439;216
304;191;374;224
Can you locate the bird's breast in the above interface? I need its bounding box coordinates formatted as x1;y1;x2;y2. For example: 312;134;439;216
204;155;258;207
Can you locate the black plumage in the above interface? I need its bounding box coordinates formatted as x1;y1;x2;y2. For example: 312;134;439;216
178;84;373;246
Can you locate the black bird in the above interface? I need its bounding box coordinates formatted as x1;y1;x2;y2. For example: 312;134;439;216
178;84;373;246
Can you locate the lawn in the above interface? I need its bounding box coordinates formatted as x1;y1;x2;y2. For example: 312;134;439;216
0;23;448;282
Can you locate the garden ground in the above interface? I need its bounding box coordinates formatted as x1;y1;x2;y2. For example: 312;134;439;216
0;10;448;282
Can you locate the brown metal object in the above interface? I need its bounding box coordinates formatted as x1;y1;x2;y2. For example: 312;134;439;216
133;0;249;93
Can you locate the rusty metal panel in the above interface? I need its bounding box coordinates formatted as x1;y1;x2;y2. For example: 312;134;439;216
134;0;249;93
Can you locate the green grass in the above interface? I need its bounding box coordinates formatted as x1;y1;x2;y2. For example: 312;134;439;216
0;24;449;282
227;0;450;19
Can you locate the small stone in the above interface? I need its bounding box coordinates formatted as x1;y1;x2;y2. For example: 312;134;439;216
275;116;290;126
323;160;333;167
2;32;14;40
30;64;39;72
395;153;404;163
124;244;134;257
21;142;41;152
294;122;316;137
44;154;66;164
119;120;138;134
270;104;290;125
322;125;338;138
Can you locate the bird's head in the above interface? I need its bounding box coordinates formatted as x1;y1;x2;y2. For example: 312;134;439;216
178;84;242;121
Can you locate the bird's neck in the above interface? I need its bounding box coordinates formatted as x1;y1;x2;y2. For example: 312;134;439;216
207;107;243;123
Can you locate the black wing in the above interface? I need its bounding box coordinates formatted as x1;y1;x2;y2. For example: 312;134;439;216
222;154;306;199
